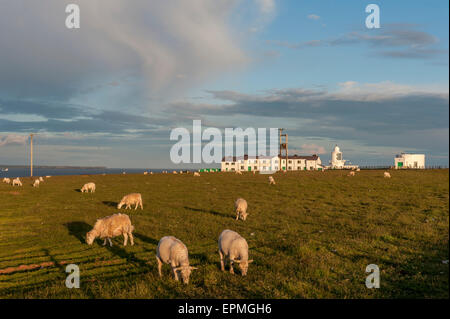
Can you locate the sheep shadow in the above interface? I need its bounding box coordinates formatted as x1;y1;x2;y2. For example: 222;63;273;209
65;221;92;244
74;189;81;192
105;243;153;271
102;201;118;208
134;233;159;246
184;206;230;218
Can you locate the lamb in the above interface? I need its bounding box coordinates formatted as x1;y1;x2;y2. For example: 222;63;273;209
86;213;134;247
179;170;183;174
356;168;361;172
144;171;148;175
2;178;10;184
39;177;44;182
150;172;153;175
173;171;178;174
235;171;242;175
193;172;200;177
235;198;248;221
218;230;253;276
81;182;96;193
12;178;22;186
33;179;40;188
117;193;143;210
348;171;355;176
156;236;197;284
268;176;276;185
384;171;391;178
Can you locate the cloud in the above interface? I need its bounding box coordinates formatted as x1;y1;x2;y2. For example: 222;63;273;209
255;0;276;14
0;134;29;147
268;24;447;60
292;144;326;155
307;14;320;20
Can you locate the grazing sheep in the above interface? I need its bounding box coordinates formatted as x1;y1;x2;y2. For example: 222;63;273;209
39;177;44;182
156;236;197;284
150;172;153;175
193;172;200;177
268;176;276;185
12;178;22;186
179;170;183;174
81;182;96;193
122;172;126;175
86;213;134;247
33;179;40;188
384;171;391;178
235;171;242;175
2;178;10;184
144;171;148;175
173;171;178;174
348;171;355;176
46;176;51;178
356;168;361;172
117;193;143;210
235;198;248;221
218;230;253;276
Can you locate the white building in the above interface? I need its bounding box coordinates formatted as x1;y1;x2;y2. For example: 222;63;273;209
221;154;323;172
394;153;425;169
328;145;358;170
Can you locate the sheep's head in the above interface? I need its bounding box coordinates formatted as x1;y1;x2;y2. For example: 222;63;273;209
117;201;124;209
233;259;253;276
175;266;198;284
85;230;97;245
241;212;248;221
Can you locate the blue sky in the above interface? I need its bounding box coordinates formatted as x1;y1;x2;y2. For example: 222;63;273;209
0;0;448;168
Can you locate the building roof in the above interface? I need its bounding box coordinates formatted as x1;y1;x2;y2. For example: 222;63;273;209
222;154;320;161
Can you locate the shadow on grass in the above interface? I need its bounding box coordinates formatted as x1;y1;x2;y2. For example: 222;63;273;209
134;233;159;246
184;206;230;218
102;201;118;208
74;189;81;192
64;221;92;244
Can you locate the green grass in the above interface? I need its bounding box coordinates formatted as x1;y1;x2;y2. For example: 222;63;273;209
0;170;448;298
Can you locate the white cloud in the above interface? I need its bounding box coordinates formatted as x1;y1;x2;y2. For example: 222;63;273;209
255;0;276;14
0;134;29;147
307;14;320;20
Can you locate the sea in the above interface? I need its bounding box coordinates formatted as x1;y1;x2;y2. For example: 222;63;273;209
0;167;176;178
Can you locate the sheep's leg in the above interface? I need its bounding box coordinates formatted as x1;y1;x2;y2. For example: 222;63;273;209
140;201;143;210
235;211;239;220
134;202;138;210
172;265;179;281
123;233;128;246
129;232;134;246
219;250;225;271
103;238;107;246
156;257;163;277
108;238;113;247
229;259;235;274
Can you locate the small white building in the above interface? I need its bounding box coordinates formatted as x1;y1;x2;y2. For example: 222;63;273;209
221;154;322;172
328;145;358;169
394;153;425;169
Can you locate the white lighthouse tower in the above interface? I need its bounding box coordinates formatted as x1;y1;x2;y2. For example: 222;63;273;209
330;145;346;169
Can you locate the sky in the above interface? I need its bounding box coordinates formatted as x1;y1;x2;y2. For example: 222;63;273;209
0;0;448;168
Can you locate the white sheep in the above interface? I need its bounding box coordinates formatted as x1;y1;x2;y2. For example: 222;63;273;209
86;213;134;246
150;171;153;175
2;178;10;184
235;198;248;221
218;230;253;276
235;171;242;175
144;171;148;175
39;177;44;182
117;193;143;210
33;179;40;188
268;176;276;185
173;171;178;174
356;168;361;172
81;182;96;193
384;171;391;178
46;175;51;178
12;178;22;186
193;172;200;177
348;171;355;176
156;236;197;284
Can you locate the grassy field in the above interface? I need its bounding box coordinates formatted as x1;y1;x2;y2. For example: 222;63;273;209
0;169;448;299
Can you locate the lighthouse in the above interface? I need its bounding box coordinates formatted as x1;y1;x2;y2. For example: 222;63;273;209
330;145;347;169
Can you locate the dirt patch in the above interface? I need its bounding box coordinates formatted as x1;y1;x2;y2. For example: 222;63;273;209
9;191;21;196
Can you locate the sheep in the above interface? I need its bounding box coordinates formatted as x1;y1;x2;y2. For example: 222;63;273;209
193;172;200;177
268;176;276;185
39;177;44;182
218;230;253;276
235;171;242;175
179;170;183;174
117;193;143;210
33;179;40;188
46;175;51;178
12;178;22;187
81;182;96;193
156;236;197;284
150;172;153;175
86;213;134;247
348;171;355;176
356;168;361;172
384;171;391;178
173;171;178;174
144;171;148;175
122;172;126;175
2;178;10;184
235;198;248;221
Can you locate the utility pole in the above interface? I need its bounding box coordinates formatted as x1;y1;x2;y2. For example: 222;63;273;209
30;134;34;177
278;128;288;171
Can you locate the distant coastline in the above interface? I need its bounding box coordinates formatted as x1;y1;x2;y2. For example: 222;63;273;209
0;165;107;169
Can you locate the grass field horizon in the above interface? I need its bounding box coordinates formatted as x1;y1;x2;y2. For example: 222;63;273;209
0;170;448;298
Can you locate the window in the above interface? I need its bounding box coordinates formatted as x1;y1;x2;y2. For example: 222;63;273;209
241;166;244;170
254;166;257;169
288;160;292;164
